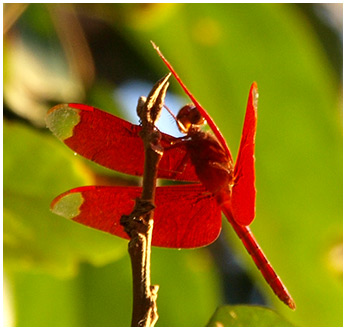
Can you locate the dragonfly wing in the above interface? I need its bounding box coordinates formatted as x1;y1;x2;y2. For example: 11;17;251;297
50;185;137;241
46;104;145;177
152;42;233;161
231;83;258;226
159;136;199;181
154;184;222;248
46;103;199;181
50;184;221;248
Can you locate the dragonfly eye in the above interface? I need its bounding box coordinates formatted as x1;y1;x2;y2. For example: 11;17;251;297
177;104;206;133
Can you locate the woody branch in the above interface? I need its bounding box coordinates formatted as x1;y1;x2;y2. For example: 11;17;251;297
120;74;171;327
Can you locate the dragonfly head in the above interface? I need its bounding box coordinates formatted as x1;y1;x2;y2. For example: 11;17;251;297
176;104;206;134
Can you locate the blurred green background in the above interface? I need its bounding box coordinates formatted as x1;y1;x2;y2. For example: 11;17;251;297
4;3;342;327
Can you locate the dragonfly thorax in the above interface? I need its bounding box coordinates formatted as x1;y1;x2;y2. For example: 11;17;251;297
184;129;234;196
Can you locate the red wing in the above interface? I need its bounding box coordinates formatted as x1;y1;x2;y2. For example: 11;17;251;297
50;184;221;248
154;184;222;248
152;42;233;162
231;83;258;225
46;103;199;181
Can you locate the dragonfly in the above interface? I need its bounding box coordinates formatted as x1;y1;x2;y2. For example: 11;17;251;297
46;42;295;310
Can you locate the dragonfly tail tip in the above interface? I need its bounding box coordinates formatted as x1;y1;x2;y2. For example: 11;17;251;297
287;297;296;310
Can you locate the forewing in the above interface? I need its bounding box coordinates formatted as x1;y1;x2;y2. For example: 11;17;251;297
231;83;258;225
50;184;221;248
152;42;233;161
46;103;145;177
46;103;198;181
158;135;199;181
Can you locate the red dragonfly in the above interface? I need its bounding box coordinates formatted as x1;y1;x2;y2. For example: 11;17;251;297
46;44;295;310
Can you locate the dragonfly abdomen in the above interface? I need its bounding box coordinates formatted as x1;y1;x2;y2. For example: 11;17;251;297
221;203;296;309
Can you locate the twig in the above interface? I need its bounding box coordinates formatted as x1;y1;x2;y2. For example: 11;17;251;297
121;74;171;327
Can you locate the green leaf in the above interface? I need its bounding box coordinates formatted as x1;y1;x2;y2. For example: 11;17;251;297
207;305;294;327
9;248;222;327
152;248;221;327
